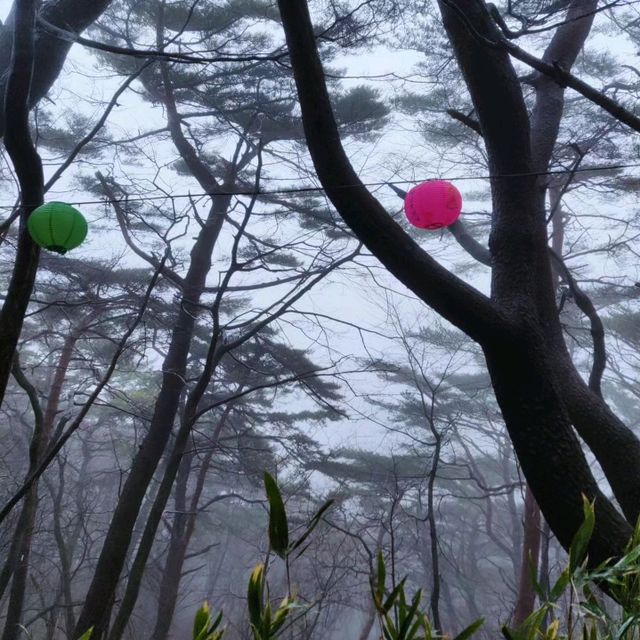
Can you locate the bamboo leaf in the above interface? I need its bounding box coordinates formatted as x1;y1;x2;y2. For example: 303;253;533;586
264;472;289;558
373;551;386;604
569;497;595;571
549;567;571;602
290;499;334;553
452;618;484;640
397;589;422;639
382;579;406;614
247;564;264;633
193;602;211;639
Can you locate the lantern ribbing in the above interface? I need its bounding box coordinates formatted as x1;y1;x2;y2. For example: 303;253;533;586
404;181;462;230
27;202;87;254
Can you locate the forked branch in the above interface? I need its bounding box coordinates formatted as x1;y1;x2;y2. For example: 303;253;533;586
277;0;510;345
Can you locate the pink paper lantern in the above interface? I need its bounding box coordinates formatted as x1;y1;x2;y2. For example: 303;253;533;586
404;180;462;230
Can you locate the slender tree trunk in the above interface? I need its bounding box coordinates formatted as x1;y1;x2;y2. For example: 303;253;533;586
74;196;229;639
1;483;38;640
357;524;386;640
149;444;216;640
108;407;229;640
106;442;197;640
512;487;542;626
440;580;457;631
1;331;77;640
204;533;229;604
46;454;84;637
426;410;442;630
147;453;192;640
0;505;27;601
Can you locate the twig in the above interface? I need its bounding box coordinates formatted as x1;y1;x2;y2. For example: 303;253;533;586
0;256;167;525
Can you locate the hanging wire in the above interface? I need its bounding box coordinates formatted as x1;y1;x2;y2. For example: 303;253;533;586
1;161;639;210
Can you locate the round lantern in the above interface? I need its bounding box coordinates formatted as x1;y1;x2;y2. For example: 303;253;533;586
27;202;88;254
404;180;462;230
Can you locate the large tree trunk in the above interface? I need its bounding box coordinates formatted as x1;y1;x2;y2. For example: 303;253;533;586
275;0;638;566
148;453;195;640
482;334;630;565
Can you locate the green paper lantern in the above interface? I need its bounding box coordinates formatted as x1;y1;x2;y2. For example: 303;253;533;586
27;202;88;254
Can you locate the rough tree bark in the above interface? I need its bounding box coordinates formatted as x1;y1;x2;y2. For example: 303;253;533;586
509;2;595;616
276;0;637;567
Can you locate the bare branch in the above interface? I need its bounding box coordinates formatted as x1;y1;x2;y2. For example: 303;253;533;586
0;256;166;526
549;250;606;396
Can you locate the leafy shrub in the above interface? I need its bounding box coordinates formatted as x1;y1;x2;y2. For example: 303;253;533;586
185;487;640;640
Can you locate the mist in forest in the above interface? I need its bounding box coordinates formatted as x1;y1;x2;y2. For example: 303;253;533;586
0;1;639;639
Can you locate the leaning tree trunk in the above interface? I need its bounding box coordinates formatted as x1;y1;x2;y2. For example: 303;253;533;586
148;454;203;640
73;194;229;639
276;0;638;567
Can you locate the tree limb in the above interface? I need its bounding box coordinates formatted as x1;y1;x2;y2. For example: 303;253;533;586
548;250;606;396
0;0;44;411
277;0;511;345
502;39;640;135
446;109;482;135
0;257;166;526
0;0;114;135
